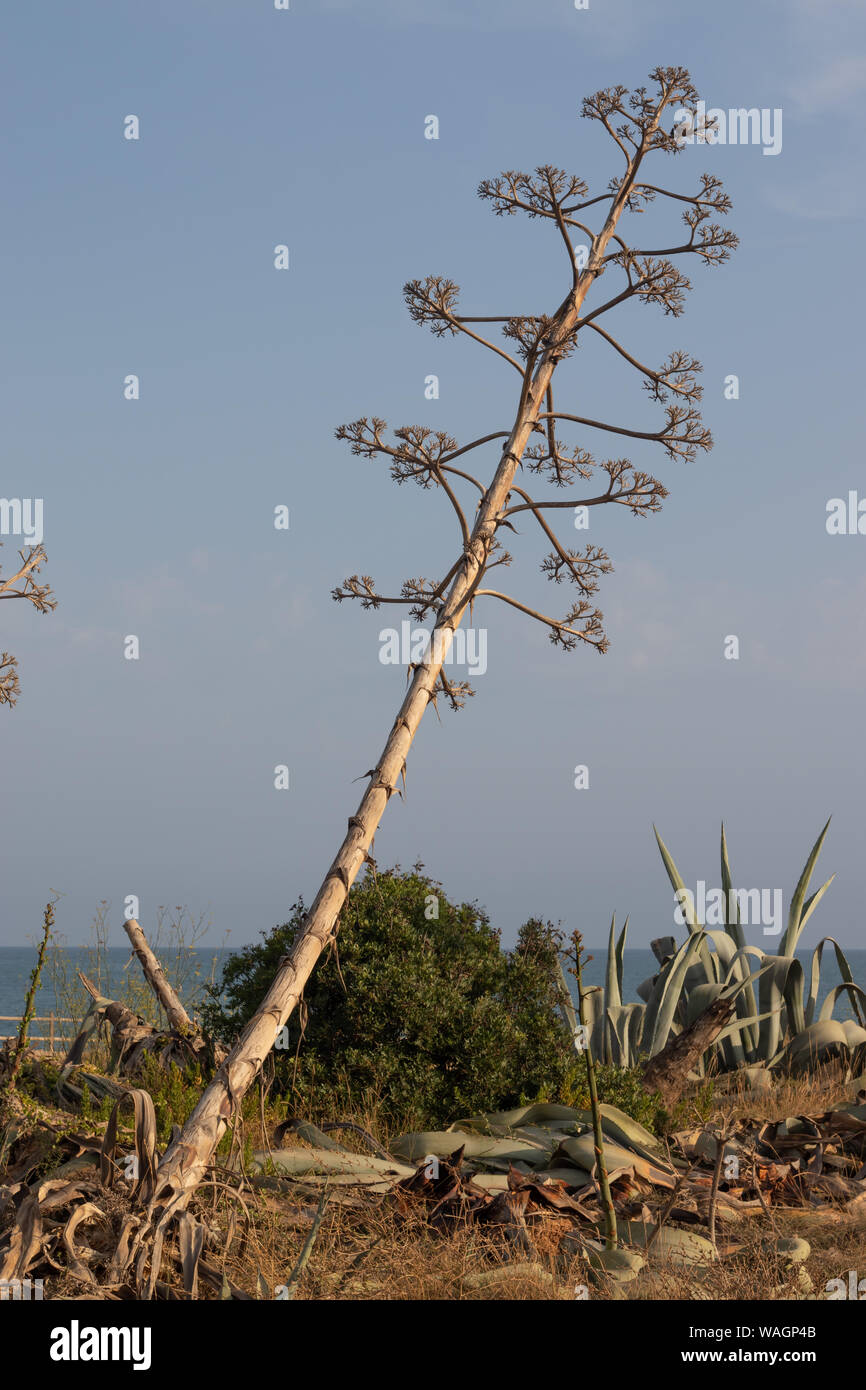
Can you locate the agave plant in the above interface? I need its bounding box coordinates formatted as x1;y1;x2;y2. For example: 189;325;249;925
570;820;866;1078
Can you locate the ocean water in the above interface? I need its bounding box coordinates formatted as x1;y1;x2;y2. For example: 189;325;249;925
0;946;233;1042
1;944;864;1041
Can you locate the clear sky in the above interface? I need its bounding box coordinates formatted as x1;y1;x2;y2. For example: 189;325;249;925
2;0;865;949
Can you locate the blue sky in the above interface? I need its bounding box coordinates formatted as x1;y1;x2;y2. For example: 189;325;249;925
2;0;865;949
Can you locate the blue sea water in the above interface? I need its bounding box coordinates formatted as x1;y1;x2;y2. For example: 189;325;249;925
1;944;864;1041
0;946;233;1041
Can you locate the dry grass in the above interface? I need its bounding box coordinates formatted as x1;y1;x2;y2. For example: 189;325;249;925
711;1065;863;1125
4;1057;865;1302
201;1169;866;1301
176;1070;866;1302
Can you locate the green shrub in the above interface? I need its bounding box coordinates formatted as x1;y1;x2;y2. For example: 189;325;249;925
136;1055;205;1144
202;866;575;1129
565;1061;717;1137
565;1061;668;1135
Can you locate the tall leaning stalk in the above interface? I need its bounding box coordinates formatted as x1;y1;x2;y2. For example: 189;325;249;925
572;931;617;1252
120;67;736;1290
7;901;54;1091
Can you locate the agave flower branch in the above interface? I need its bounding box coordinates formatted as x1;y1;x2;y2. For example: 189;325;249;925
117;67;738;1289
0;544;56;707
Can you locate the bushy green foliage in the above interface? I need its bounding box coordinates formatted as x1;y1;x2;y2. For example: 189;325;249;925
77;1078;114;1128
202;866;575;1128
566;1061;717;1137
565;1061;668;1135
136;1055;205;1144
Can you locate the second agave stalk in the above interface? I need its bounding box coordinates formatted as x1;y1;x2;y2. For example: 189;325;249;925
572;930;618;1252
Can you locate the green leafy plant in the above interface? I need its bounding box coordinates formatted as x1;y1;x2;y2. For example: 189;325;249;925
565;1061;667;1134
135;1054;205;1144
202;866;575;1129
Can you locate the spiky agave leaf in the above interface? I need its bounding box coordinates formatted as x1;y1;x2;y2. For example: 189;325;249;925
710;1008;781;1050
779;817;832;958
710;941;779;1067
644;932;706;1056
720;822;759;1056
606;1002;644;1067
605;912;628;1010
771;1019;851;1075
654;826;716;981
721;945;776;1065
798;874;836;937
697;929;746;1066
806;937;864;1028
719;823;746;949
654;826;699;931
818;982;866;1023
604;913;630;1060
756;955;806;1062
